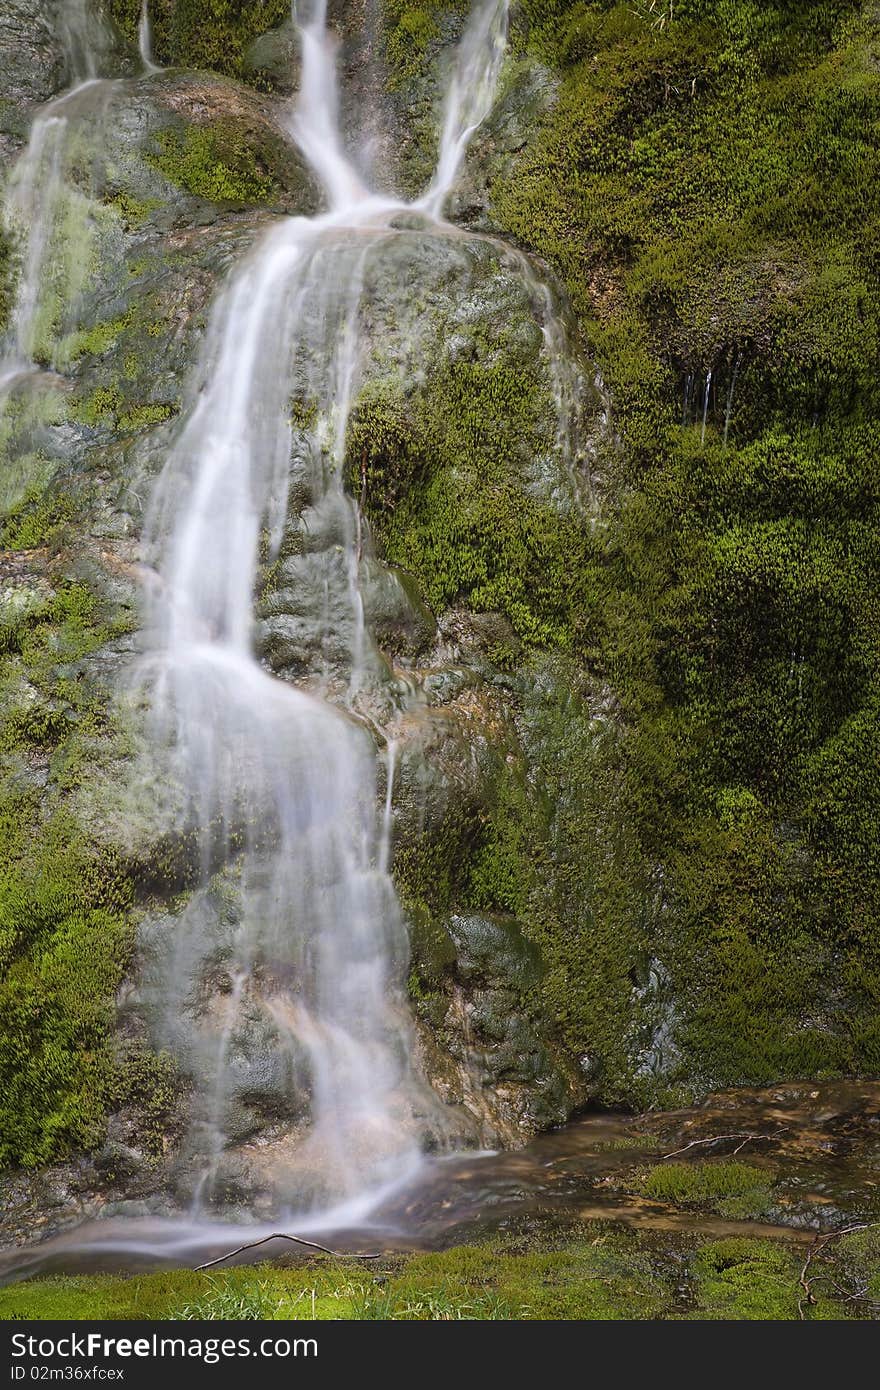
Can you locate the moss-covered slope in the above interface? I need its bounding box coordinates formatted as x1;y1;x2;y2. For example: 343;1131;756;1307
375;0;880;1096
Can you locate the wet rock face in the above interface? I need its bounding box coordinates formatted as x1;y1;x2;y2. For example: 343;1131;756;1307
0;2;67;155
417;913;583;1140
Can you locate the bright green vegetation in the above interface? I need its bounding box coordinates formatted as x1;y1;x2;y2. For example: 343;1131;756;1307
1;1223;872;1320
149;122;282;205
383;0;468;90
106;0;292;78
690;1238;806;1320
371;0;880;1097
636;1160;776;1217
349;336;598;652
70;383;175;433
0;800;132;1167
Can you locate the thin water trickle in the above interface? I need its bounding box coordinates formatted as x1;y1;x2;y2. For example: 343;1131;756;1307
723;348;743;449
380;740;397;878
419;0;509;218
138;0;162;75
700;367;712;445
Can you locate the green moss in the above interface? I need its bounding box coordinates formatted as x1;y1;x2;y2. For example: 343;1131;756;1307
467;0;880;1089
0;799;134;1167
834;1226;880;1306
637;1160;775;1216
149;121;281;205
362;0;880;1096
0;564;143;1166
0;491;75;551
63;313;135;363
350;352;600;652
70;383;175;434
105;1047;180;1159
382;0;452;90
0;1234;672;1321
690;1239;810;1320
4;1224;874;1320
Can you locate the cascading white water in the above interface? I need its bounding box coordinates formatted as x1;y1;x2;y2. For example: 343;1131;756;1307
141;0;511;1212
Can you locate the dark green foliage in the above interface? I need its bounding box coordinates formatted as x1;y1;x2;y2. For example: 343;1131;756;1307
478;0;880;1087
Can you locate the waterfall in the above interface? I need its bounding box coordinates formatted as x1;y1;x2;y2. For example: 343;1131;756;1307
140;0;513;1212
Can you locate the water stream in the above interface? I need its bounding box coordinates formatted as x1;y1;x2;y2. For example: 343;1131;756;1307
3;1079;879;1282
138;0;513;1215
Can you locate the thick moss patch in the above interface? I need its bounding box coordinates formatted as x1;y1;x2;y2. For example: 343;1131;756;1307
349;337;600;654
149;121;283;205
636;1160;776;1218
0;790;133;1168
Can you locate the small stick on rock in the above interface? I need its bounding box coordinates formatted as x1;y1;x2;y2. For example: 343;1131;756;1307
660;1129;787;1160
194;1233;381;1272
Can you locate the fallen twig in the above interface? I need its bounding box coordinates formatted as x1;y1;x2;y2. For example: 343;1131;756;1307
194;1233;381;1272
660;1129;787;1160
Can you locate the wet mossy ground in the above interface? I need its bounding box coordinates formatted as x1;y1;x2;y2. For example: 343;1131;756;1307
2;1220;878;1320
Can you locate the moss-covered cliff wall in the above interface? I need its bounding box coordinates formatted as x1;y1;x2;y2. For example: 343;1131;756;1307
371;0;880;1097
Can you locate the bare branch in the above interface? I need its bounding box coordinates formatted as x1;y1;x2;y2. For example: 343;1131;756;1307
660;1129;787;1160
797;1221;880;1319
194;1233;381;1272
